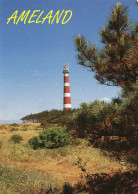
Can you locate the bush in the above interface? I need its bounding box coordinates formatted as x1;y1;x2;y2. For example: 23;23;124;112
9;134;23;144
67;82;138;138
28;136;43;149
29;128;70;149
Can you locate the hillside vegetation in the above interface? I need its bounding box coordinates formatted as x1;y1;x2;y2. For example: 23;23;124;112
0;123;137;193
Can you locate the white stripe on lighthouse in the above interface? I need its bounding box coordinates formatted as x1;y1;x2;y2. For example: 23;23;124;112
64;73;69;76
64;104;72;108
64;83;69;86
64;93;71;97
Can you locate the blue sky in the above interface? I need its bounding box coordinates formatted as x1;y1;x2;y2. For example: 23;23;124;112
0;0;137;120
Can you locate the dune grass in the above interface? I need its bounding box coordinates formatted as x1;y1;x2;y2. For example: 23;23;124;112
0;123;136;193
0;164;60;194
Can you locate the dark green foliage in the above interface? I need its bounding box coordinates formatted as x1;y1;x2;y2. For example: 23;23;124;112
68;82;137;137
71;2;138;166
74;3;137;88
67;82;138;164
9;134;23;144
21;109;78;124
67;100;121;137
112;97;122;104
28;136;43;149
29;128;70;149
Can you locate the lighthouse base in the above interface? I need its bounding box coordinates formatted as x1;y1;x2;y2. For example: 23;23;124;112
64;108;71;111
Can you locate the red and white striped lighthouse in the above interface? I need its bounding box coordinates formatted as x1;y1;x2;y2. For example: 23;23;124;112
63;65;72;110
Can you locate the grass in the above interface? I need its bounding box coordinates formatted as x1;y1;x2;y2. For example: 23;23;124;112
0;124;7;130
0;122;137;193
0;165;60;194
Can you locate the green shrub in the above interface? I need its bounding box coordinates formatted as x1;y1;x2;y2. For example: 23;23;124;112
28;136;43;149
29;128;70;149
67;82;137;138
9;134;23;144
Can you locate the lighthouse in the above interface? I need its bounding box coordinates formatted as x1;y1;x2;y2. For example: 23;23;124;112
63;65;72;110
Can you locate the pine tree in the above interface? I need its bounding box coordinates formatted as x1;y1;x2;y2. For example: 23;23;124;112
74;3;138;88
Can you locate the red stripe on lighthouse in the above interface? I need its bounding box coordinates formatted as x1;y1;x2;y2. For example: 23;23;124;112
64;76;69;83
63;65;72;111
64;97;71;104
64;86;70;93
